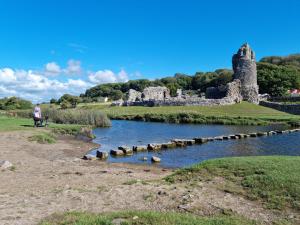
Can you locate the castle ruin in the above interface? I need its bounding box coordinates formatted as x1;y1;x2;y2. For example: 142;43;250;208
115;43;259;107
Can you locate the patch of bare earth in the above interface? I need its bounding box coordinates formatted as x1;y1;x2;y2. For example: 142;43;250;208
0;130;293;225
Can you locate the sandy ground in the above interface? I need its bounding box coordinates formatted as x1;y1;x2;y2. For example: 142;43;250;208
0;130;297;225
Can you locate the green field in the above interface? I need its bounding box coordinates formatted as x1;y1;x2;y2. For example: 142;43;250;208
39;211;256;225
79;102;300;125
166;156;300;211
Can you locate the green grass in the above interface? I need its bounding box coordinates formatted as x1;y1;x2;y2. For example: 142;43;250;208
166;156;300;211
79;102;300;125
0;114;83;135
39;211;257;225
28;133;57;144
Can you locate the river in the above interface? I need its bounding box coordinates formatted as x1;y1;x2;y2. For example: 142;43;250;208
90;120;300;168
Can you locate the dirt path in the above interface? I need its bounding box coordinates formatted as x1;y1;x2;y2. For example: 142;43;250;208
0;131;290;225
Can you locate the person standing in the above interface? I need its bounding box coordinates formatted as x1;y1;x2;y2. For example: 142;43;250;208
33;103;43;127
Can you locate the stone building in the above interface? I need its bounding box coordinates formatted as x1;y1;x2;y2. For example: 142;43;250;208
232;43;259;104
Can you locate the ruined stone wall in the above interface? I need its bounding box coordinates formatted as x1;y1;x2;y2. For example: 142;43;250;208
260;101;300;115
232;43;259;104
142;87;170;101
127;89;142;102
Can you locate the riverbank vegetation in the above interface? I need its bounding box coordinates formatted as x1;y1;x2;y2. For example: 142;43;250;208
39;211;256;225
166;156;300;211
80;101;300;126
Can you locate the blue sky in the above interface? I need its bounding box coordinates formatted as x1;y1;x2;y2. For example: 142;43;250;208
0;0;299;102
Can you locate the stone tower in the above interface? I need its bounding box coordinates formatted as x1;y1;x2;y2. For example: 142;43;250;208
232;43;259;104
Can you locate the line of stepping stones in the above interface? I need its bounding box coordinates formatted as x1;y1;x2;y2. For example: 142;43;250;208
83;128;300;163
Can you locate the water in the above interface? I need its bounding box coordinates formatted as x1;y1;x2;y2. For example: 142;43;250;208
91;120;300;168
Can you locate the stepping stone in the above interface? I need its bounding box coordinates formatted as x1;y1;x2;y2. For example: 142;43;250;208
161;142;177;149
214;136;224;141
223;136;230;140
229;135;239;139
118;146;133;155
193;137;208;144
110;149;124;156
257;132;268;136
147;143;162;151
133;145;147;152
249;133;257;137
83;154;97;160
96;151;108;160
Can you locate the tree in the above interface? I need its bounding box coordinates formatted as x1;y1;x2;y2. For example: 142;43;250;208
50;98;57;104
58;94;81;108
257;62;300;96
110;90;123;100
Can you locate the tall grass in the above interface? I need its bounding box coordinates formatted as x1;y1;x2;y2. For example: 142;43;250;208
44;108;111;127
9;108;111;127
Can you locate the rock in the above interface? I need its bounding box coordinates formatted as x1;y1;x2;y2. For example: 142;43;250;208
133;145;147;152
140;156;148;161
193;137;208;144
229;135;238;139
171;139;195;145
235;134;246;138
0;160;13;169
161;142;177;149
257;132;268;136
118;146;133;155
96;151;108;160
110;149;124;156
147;144;162;151
214;136;224;141
151;156;161;163
223;136;230;140
268;131;276;135
249;133;257;137
207;137;214;141
82;154;97;160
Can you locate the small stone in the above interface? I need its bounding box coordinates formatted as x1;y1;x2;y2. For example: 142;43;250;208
133;216;139;220
140;156;148;161
151;156;161;163
0;160;13;169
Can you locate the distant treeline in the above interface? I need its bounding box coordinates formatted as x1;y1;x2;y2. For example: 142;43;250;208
77;54;300;102
0;97;33;110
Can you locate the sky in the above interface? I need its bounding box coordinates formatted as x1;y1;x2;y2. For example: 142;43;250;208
0;0;299;102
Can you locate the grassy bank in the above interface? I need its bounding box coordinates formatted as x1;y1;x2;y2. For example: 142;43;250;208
166;156;300;211
40;211;256;225
80;102;300;125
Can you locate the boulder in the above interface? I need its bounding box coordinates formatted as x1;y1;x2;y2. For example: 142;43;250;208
151;156;161;163
235;134;246;139
110;149;124;156
249;133;257;137
133;145;148;152
0;160;13;169
223;136;230;140
83;154;97;160
96;151;108;160
229;135;238;139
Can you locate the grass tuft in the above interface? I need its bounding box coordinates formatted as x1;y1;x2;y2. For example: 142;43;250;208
39;211;257;225
28;133;57;144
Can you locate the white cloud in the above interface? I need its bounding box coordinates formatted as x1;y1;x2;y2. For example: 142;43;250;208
64;59;81;75
0;68;17;83
45;62;61;76
0;68;92;103
89;69;129;84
